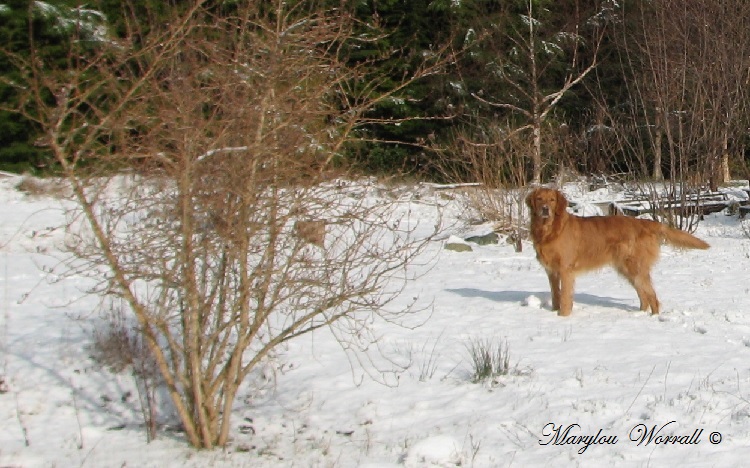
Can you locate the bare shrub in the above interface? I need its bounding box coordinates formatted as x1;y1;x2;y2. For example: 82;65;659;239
90;300;161;442
10;1;449;448
90;305;140;374
435;125;536;251
15;175;69;199
639;182;705;233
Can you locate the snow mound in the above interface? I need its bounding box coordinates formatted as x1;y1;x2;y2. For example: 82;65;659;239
404;435;463;467
522;294;543;309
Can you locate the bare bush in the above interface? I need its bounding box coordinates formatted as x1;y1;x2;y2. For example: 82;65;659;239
10;1;448;448
90;299;161;442
90;302;143;374
15;175;70;199
435;124;543;251
639;183;705;233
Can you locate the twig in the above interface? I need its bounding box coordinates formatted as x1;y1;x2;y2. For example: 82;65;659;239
71;384;84;449
625;364;656;416
15;392;30;447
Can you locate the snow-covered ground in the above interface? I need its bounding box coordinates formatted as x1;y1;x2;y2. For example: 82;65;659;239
3;175;750;467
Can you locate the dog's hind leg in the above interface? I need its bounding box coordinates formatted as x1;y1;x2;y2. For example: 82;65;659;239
633;273;659;314
618;260;660;314
626;277;651;312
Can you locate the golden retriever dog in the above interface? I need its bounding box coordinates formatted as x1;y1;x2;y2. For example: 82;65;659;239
526;188;709;316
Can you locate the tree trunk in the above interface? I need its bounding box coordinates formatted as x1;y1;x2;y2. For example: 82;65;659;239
532;117;542;184
653;111;664;180
721;130;731;184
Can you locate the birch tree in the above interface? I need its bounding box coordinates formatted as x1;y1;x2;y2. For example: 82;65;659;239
472;0;607;183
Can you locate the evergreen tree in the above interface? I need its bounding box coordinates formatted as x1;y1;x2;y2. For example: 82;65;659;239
343;0;459;174
0;0;109;172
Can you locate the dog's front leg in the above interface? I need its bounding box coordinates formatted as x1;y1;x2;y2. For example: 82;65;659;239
558;271;575;317
546;270;561;311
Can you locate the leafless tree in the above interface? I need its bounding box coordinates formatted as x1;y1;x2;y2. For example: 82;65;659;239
6;1;448;448
607;0;750;186
472;0;607;184
585;0;750;230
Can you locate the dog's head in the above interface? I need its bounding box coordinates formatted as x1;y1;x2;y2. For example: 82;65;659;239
526;188;568;224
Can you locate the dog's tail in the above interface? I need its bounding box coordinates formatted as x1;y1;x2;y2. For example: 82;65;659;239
660;225;710;250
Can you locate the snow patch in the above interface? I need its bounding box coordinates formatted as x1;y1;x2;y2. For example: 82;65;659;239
404;435;463;467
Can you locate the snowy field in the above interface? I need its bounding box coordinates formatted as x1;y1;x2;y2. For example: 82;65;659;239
3;174;750;467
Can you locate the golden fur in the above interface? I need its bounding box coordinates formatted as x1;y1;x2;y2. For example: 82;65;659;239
526;188;709;316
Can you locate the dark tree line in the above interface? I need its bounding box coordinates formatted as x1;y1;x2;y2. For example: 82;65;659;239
2;0;749;185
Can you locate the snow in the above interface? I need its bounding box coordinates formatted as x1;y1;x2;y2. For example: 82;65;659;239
404;435;463;467
3;175;750;466
31;2;109;42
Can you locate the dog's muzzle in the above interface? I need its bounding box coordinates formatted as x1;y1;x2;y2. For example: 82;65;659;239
540;206;550;219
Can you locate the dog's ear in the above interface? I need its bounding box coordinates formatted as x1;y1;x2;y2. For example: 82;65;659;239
555;190;568;217
525;191;536;210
